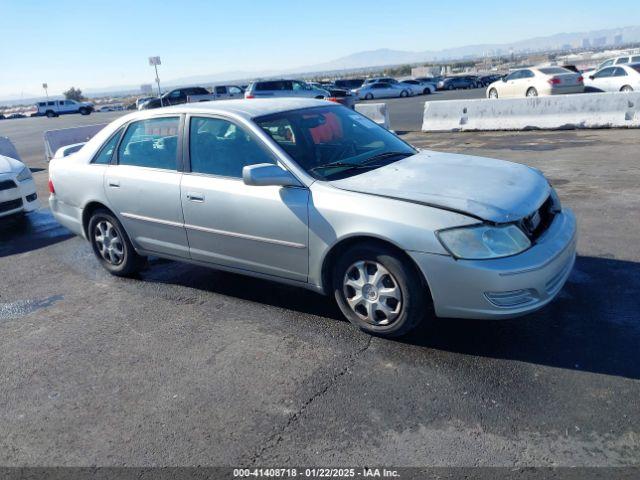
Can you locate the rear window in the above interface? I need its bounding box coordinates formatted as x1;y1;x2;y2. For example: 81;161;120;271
255;81;290;91
539;67;572;75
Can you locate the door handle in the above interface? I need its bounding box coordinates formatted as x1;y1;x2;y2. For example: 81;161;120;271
186;192;205;202
108;179;120;188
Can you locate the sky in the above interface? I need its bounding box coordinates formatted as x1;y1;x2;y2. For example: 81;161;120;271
1;0;639;99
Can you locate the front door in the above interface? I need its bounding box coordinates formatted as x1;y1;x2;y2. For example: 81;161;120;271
104;115;189;258
180;115;309;282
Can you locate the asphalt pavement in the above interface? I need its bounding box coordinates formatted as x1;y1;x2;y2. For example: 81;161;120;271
0;124;638;466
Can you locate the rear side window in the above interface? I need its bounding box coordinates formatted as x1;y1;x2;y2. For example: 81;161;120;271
615;57;630;64
632;56;640;63
93;129;123;164
215;86;227;94
189;117;275;178
539;68;570;75
117;117;180;170
255;81;291;91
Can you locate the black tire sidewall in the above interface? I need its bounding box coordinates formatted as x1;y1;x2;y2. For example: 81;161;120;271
332;244;427;337
88;209;141;276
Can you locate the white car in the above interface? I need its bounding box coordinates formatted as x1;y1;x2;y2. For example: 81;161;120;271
582;54;640;78
353;82;410;100
35;99;94;117
399;79;436;95
487;67;584;99
0;154;40;218
584;64;640;92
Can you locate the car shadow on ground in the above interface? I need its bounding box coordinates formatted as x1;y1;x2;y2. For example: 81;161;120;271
0;210;73;257
404;255;640;380
141;253;640;380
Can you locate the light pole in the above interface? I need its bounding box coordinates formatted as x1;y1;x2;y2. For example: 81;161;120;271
42;83;49;99
148;56;163;107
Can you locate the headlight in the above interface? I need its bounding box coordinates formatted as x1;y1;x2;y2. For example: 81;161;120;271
16;166;33;182
437;224;531;260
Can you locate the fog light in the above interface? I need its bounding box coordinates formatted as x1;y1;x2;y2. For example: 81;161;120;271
485;289;538;308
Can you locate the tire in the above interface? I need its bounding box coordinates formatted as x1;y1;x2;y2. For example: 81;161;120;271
364;93;374;100
488;88;498;99
423;88;432;95
45;110;57;118
79;107;90;115
88;209;145;277
526;87;538;97
447;85;454;90
400;90;409;98
332;242;428;338
621;85;633;92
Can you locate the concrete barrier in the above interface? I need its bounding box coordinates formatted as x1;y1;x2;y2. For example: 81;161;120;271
355;103;390;129
422;92;640;132
44;123;108;161
0;136;21;161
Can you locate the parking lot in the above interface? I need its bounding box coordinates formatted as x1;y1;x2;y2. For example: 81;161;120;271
1;100;639;467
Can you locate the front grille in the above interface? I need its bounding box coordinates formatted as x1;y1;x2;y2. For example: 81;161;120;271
519;196;556;241
0;180;17;191
0;198;23;213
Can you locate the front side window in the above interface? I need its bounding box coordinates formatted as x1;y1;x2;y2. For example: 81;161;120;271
256;105;416;181
65;100;74;105
93;128;123;164
215;86;227;94
117;117;179;170
600;59;614;68
189;117;276;178
506;71;521;81
594;67;614;78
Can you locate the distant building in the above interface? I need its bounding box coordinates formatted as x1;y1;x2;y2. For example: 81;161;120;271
593;37;607;47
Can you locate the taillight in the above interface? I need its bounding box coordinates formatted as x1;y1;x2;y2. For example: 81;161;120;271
48;178;55;194
326;97;339;103
548;77;561;85
245;94;255;99
577;76;584;83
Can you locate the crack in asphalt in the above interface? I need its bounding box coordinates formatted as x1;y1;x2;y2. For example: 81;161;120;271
249;335;373;464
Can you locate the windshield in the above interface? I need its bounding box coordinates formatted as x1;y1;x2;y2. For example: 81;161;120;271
255;105;416;180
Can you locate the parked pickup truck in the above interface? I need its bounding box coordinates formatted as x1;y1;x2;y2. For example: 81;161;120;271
35;99;94;117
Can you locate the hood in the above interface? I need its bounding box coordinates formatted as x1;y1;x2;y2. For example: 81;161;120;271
329;150;550;223
0;154;23;174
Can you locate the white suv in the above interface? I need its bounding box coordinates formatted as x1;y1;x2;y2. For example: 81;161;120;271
36;99;94;117
245;80;329;99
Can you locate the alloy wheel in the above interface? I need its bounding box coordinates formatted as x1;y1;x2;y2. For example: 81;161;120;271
94;220;124;265
343;260;402;326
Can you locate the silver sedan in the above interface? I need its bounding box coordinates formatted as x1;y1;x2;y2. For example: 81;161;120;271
353;82;410;100
49;99;576;338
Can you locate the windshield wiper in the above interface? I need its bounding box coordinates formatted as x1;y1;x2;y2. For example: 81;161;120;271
310;161;375;173
361;151;414;165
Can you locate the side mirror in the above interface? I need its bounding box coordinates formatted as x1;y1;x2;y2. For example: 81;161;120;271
502;77;507;82
589;75;595;80
242;163;302;187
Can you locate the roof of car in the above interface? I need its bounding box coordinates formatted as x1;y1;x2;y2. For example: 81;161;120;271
135;98;332;120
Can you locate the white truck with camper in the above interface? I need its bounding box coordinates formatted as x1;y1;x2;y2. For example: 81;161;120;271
35;99;94;117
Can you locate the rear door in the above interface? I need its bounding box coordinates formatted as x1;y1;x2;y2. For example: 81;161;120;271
180;115;309;281
104;115;189;258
